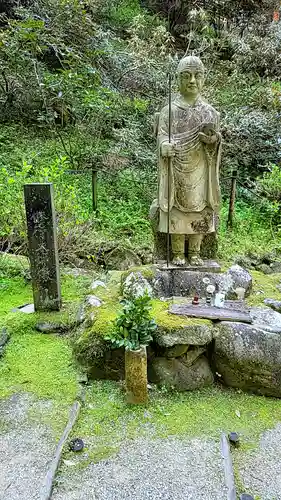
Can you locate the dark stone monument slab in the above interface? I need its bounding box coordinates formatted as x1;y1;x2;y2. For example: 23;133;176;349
24;183;61;311
169;304;252;324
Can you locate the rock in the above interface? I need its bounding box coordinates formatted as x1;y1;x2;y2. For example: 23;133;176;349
264;298;281;313
91;279;106;290
0;328;9;347
12;303;35;314
154;321;213;347
225;265;252;299
0;328;9;357
256;264;273;275
104;247;142;271
148;355;214;391
260;252;276;265
164;344;189;358
181;346;206;367
77;372;88;384
35;322;65;334
234;255;253;270
76;304;86;324
250;307;281;333
269;261;281;273
85;295;102;307
87;347;125;381
213;321;281;397
154;265;252;300
122;271;153;299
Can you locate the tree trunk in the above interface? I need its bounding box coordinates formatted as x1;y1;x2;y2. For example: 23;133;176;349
125;346;148;404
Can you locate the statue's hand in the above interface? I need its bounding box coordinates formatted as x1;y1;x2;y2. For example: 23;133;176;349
199;131;218;145
161;141;176;158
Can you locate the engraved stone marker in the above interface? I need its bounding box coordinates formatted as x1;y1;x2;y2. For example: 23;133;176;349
24;183;61;311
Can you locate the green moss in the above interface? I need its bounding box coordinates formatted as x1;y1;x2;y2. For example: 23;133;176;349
72;273;123;364
151;299;212;329
59;380;281;472
0;277;33;319
88;273;122;338
121;265;156;282
0;272;91;402
0;332;78;401
247;271;281;306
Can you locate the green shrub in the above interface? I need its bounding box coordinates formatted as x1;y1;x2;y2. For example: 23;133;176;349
106;293;156;351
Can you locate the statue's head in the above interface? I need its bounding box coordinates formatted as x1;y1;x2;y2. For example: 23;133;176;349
177;55;205;98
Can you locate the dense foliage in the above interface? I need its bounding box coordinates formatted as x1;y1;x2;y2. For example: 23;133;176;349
106;293;156;351
1;0;281;263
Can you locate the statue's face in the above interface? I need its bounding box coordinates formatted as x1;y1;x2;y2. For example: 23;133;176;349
178;66;204;98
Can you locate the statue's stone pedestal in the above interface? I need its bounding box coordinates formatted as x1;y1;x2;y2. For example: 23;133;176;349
157;260;221;273
153;262;252;300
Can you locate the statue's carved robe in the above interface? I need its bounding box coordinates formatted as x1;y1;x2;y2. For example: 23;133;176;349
156;97;221;235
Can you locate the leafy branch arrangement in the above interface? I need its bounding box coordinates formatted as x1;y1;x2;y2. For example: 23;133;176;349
106;293;157;351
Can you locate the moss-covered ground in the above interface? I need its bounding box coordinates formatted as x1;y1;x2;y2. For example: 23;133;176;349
1;259;281;498
247;270;281;307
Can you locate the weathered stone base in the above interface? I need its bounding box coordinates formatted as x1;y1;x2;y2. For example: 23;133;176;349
73;267;281;398
153;264;252;299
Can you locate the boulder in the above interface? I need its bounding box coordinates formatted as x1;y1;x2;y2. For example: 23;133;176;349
154;321;213;347
85;295;102;307
224;265;252;299
264;298;281;314
234;255;253;270
164;344;189;358
214;321;281;397
91;279;106;290
250;306;281;333
269;261;281;273
104;247;141;271
148;355;214;391
122;271;153;299
35;322;73;334
256;264;273;275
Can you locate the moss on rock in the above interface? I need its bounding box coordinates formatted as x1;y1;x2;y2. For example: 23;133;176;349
152;300;213;347
120;265;156;295
73;270;214;377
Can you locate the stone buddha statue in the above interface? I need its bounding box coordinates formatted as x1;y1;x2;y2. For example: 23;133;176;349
152;55;221;267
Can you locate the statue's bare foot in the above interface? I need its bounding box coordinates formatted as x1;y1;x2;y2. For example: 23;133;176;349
172;256;186;267
189;255;204;266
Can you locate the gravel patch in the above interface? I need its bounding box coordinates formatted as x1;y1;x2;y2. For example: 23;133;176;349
0;393;57;500
239;423;281;499
53;436;227;500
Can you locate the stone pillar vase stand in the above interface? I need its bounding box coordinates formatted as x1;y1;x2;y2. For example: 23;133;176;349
125;346;148;404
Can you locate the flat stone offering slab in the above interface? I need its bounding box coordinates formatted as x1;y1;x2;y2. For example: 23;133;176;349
12;303;35;314
169;304;252;324
157;260;222;273
172;297;250;312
